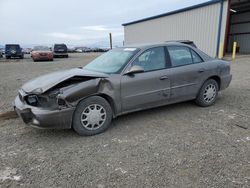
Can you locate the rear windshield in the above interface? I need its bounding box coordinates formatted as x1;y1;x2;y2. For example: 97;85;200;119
33;46;50;51
54;44;67;50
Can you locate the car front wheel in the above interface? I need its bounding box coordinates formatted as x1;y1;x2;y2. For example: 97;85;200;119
73;96;113;136
195;79;219;107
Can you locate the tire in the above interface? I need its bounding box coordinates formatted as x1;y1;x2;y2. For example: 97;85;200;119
6;56;10;59
73;96;113;136
195;79;219;107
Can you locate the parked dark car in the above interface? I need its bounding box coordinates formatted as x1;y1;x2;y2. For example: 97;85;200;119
92;48;109;52
0;48;5;55
52;44;68;58
14;42;232;136
5;44;24;59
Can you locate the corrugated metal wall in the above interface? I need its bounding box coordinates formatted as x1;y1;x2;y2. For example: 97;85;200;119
124;1;228;57
228;12;250;53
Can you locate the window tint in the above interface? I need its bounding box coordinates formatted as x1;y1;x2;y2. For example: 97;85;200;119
168;46;193;67
191;49;203;63
133;47;166;72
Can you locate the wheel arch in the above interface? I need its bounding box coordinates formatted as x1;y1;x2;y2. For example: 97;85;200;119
196;75;221;98
206;75;221;90
74;93;117;118
96;93;117;117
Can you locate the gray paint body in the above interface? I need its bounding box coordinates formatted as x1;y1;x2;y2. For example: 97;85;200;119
14;42;232;129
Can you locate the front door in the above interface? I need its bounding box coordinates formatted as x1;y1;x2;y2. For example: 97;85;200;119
121;47;171;112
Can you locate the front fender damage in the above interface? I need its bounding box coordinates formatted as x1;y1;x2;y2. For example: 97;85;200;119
57;77;117;114
59;79;100;104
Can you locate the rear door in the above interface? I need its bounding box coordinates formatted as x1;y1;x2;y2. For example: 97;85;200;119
121;47;171;112
166;46;206;100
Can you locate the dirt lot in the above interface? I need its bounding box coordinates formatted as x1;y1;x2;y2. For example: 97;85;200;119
0;53;249;187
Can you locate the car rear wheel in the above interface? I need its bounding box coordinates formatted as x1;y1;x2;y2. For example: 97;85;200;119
195;79;219;107
73;96;113;136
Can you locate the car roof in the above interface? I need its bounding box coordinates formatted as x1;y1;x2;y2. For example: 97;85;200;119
123;42;192;49
5;44;20;46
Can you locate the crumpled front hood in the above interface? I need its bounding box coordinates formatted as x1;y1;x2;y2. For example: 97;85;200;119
21;68;109;94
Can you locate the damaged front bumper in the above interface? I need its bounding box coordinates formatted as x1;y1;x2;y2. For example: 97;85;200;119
13;95;75;129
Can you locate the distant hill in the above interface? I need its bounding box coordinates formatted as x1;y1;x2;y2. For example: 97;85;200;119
87;41;123;48
85;35;124;48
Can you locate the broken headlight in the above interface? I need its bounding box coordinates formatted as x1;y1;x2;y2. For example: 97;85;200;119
57;98;66;106
26;95;38;106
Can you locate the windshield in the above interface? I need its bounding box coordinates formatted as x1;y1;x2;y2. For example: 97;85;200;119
84;48;139;73
34;46;50;51
6;45;20;50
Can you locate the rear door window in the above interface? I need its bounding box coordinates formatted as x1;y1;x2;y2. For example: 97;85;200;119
167;46;193;67
191;49;203;63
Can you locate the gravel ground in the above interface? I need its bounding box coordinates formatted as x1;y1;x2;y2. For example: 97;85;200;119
0;53;249;188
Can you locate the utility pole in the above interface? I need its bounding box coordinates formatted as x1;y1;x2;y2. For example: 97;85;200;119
109;33;112;49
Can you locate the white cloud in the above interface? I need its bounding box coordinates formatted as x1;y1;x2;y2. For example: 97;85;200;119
80;25;123;38
42;25;123;45
45;32;83;40
80;25;110;31
80;25;122;32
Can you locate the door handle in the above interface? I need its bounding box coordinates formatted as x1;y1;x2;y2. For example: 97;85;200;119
160;75;168;80
198;69;205;73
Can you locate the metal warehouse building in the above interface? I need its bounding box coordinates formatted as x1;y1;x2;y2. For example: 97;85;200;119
122;0;250;57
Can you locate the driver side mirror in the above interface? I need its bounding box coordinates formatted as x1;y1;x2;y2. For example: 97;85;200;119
125;65;144;75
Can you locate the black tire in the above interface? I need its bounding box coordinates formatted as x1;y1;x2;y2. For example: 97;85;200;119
195;79;219;107
6;56;10;59
73;96;113;136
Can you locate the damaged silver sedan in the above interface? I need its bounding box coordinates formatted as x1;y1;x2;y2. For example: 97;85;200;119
14;42;232;136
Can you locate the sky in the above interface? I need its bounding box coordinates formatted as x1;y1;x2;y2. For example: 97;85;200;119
0;0;208;47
